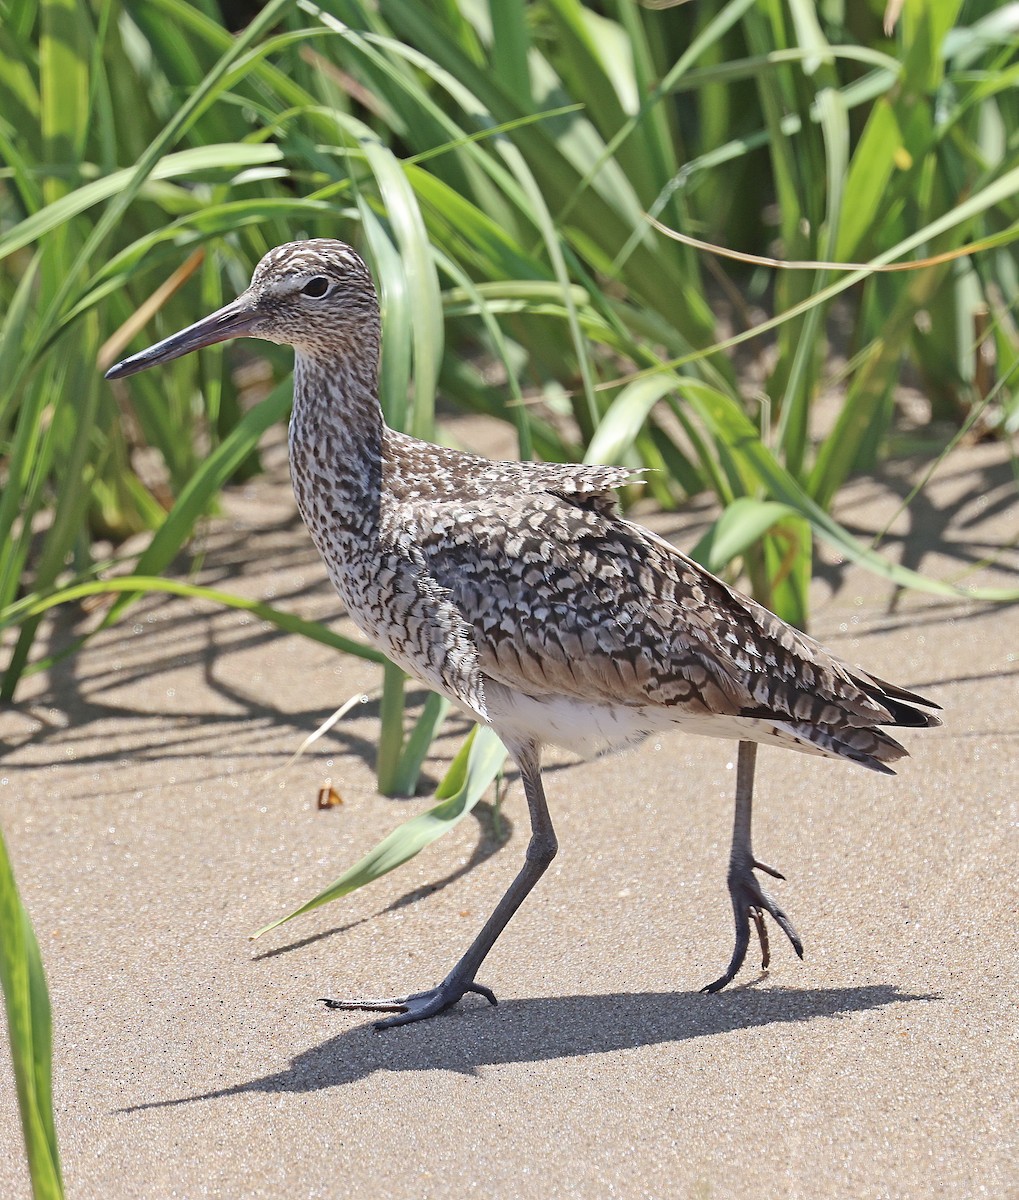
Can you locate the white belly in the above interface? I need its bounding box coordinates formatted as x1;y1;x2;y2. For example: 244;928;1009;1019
485;685;831;762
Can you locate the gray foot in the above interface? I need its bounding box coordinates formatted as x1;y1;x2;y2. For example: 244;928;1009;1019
320;977;497;1029
701;856;803;994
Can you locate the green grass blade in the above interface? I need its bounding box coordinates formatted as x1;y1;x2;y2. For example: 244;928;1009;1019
40;0;91;203
97;373;294;631
0;144;286;260
584;376;676;465
345;115;444;440
682;378;1019;601
0;25;43;196
836;98;903;260
0;360;69;620
688;498;800;575
362;206;413;434
391;692;452;798
375;659;408;797
0;576;385;666
489;0;532;107
0;251;41;432
2;314;102;699
0;825;64;1200
250;725;507;939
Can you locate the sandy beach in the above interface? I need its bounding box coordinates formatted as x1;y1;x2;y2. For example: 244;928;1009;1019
2;428;1016;1199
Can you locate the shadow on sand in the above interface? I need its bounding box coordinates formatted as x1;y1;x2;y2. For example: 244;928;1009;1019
123;984;937;1111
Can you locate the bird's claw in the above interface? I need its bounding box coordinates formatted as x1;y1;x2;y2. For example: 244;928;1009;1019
701;856;803;994
320;978;497;1029
752;858;786;881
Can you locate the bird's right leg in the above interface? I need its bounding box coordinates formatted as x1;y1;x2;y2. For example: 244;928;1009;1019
701;739;803;993
322;737;557;1028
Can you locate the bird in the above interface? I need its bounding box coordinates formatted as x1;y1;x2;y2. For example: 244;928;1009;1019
105;239;941;1028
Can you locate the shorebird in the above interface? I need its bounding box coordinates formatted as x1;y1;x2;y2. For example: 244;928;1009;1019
106;239;941;1027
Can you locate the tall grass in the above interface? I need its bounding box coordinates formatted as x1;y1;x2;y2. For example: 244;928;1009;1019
2;2;1015;695
1;0;1017;1175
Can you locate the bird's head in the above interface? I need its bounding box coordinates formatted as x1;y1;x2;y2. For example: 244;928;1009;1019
105;239;380;380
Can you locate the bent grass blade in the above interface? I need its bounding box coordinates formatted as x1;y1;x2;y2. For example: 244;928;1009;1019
250;726;507;939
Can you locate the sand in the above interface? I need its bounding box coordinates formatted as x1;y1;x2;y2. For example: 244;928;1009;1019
1;428;1016;1199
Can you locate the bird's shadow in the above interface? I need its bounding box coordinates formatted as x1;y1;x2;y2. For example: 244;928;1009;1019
122;984;936;1111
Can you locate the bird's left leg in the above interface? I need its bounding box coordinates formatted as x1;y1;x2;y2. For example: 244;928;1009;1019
321;737;557;1028
701;739;803;993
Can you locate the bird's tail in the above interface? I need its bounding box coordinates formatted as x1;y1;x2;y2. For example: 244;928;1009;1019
772;672;941;774
854;672;943;730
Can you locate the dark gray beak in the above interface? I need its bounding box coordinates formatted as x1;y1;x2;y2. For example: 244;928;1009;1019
104;294;260;380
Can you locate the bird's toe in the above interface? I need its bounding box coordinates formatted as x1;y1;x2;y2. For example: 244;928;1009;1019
701;857;803;993
320;976;498;1029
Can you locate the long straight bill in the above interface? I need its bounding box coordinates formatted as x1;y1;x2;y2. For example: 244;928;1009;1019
105;295;258;379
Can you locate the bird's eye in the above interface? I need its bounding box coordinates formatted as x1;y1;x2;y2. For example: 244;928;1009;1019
301;276;331;298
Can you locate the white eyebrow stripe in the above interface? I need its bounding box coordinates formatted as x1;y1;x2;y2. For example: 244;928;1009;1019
260;274;319;297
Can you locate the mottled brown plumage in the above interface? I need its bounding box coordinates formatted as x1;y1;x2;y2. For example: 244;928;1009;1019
106;239;941;1025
